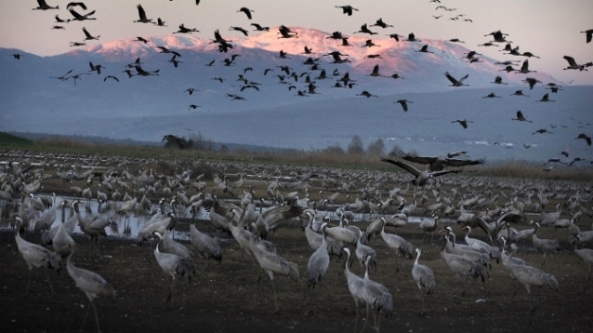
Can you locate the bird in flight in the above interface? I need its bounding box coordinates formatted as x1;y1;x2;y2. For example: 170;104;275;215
445;72;469;87
576;133;592;146
335;5;358;16
379;156;460;187
237;7;254;19
82;27;100;41
581;29;593;43
394;99;413;111
511;110;532;123
451;119;473;129
134;4;152;23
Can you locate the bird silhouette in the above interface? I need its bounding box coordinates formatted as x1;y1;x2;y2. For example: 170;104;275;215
335;5;358;16
576;133;592;146
230;26;248;36
417;44;434;53
133;4;152;23
251;23;269;31
537;93;555;102
33;0;59;10
533;128;553;135
451;119;473;129
512;110;532;123
379;156;460;187
357;90;377;98
394;99;413;111
103;75;119;82
581;29;593;43
491;76;507;84
237;7;254;19
445;72;469;87
563;56;591;71
370;18;393;28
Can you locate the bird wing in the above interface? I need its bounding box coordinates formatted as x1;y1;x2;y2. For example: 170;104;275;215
445;157;486;167
397;154;437;165
82;27;92;38
563;56;577;67
444;72;458;84
137;4;147;20
379;157;421;177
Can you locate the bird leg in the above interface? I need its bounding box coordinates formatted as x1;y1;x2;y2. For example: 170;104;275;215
89;298;103;333
353;299;360;333
81;299;91;332
42;269;56;297
360;303;370;333
418;287;426;316
270;278;279;313
24;270;33;296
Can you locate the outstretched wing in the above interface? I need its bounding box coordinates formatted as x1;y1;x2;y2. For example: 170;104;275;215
399;154;438;165
379;157;421;177
445;157;486;167
444;72;458;84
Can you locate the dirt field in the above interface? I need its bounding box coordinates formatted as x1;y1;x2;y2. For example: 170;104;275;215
2;215;592;333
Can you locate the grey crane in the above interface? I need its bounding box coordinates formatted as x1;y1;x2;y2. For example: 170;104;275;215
189;222;222;267
156;229;194;262
67;246;115;333
451;119;473;129
582;29;593;43
15;217;60;295
342;247;368;333
512;110;532;122
153;232;195;306
440;234;486;296
307;223;330;289
379;156;460;187
396;152;485;171
356;230;377;268
412;248;435;315
361;257;393;333
380;221;413;273
532;223;561;267
249;233;299;313
576;133;591;146
34;199;62;233
573;235;593;278
502;247;558;314
419;214;439;244
52;221;76;258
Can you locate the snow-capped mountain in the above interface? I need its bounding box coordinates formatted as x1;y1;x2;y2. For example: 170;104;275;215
3;27;588;162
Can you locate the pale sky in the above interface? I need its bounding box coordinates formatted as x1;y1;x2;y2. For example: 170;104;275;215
1;0;592;85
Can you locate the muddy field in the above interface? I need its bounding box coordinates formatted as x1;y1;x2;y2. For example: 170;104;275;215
1;153;592;333
2;215;593;333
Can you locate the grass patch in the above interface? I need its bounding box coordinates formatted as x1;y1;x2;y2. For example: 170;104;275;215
0;132;33;146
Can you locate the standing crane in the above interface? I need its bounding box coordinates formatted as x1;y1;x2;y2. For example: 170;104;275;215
412;248;435;315
153;232;196;306
307;223;330;289
67;246;115;333
249;234;299;313
14;217;60;295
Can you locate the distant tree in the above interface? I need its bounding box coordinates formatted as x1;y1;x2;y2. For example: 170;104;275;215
322;143;344;154
347;135;365;155
367;138;385;156
388;144;405;157
220;144;229;152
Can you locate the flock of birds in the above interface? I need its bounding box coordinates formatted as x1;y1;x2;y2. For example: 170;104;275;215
2;148;593;332
15;1;591;167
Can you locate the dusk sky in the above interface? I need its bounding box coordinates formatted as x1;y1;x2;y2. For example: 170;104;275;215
1;0;592;85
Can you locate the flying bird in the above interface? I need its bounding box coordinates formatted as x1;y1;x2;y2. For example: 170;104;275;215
512;110;532;123
396;153;485;171
230;26;248;36
379;157;460;187
576;133;592;146
237;7;254;19
357;90;377;98
563;56;591;71
491;76;507;85
445;72;469;87
451;119;473;129
103;75;119;82
370;18;393;28
134;36;149;43
82;27;100;40
174;24;199;34
582;29;593;43
188;104;200;110
33;0;59;10
533;129;553;135
251;23;269;31
335;5;358;16
537;93;555;102
134;4;152;23
394;99;413;111
417;44;434;53
510;90;528;97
